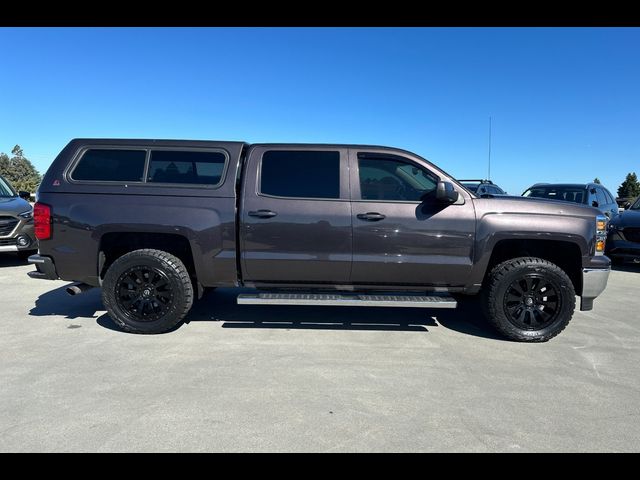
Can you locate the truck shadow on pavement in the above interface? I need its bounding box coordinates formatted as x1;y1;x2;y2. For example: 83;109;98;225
0;254;29;267
30;285;502;340
30;285;104;320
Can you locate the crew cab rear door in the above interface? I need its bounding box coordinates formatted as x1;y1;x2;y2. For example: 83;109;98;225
239;145;352;284
348;149;475;287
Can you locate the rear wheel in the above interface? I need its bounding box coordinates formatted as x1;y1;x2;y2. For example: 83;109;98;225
482;257;576;342
102;249;193;334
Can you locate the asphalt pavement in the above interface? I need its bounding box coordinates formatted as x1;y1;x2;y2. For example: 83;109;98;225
1;255;639;452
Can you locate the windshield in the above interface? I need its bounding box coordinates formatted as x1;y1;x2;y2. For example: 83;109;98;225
460;183;479;192
0;176;17;197
522;185;586;204
631;198;640;210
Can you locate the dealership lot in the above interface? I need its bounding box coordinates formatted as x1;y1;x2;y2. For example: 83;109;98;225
1;257;639;452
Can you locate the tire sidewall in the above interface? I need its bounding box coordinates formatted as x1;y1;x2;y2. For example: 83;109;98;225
102;251;192;334
487;260;575;341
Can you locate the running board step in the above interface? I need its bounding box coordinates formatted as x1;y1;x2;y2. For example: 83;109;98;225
237;293;457;308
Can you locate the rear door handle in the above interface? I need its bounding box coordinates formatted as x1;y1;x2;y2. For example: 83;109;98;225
248;210;278;218
357;212;386;221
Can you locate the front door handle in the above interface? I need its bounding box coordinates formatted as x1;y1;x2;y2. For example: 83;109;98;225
357;212;386;221
248;210;278;218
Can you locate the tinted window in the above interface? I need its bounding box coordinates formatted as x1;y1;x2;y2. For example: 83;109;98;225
603;188;615;204
148;150;227;185
491;185;505;194
358;156;438;201
72;149;146;182
0;176;15;197
260;150;340;199
595;188;607;207
461;183;479;193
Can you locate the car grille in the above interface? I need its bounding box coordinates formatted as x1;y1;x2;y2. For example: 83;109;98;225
623;227;640;244
0;216;19;236
0;238;16;246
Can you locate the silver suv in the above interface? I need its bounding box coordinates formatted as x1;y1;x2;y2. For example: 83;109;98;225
522;182;620;220
0;174;37;259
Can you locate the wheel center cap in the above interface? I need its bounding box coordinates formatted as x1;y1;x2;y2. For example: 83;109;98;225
525;297;534;306
143;288;152;298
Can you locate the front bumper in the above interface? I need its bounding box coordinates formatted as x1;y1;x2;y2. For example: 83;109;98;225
28;254;59;280
0;220;36;252
605;235;640;263
580;267;610;311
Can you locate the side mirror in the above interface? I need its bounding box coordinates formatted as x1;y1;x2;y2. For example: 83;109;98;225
592;201;599;208
436;181;459;204
18;191;31;201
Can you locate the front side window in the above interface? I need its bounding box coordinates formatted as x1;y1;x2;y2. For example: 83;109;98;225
72;149;146;182
358;156;437;201
260;150;340;199
147;150;227;186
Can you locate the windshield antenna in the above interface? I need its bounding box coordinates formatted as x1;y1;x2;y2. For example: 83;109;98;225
488;116;492;181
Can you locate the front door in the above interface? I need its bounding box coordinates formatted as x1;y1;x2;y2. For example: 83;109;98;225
349;150;476;287
240;146;352;285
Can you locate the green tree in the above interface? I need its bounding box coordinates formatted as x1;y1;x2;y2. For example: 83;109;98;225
593;177;601;184
617;172;640;199
0;145;42;194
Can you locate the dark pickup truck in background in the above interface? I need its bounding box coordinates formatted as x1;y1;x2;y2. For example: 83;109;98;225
28;139;611;342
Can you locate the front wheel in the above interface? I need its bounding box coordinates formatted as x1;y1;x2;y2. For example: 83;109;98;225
482;257;576;342
102;249;194;334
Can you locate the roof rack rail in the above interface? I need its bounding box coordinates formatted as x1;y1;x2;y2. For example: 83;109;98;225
458;179;494;184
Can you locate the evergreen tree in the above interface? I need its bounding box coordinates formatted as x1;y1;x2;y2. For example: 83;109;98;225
617;172;640;199
593;177;601;184
0;145;42;193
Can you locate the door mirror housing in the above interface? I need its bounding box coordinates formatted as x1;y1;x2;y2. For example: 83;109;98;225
436;181;459;204
18;191;31;201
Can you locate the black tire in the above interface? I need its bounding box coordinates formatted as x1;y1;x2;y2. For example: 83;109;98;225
481;257;576;342
102;249;194;334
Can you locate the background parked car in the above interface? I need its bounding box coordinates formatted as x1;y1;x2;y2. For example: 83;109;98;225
522;182;619;219
0;174;37;259
616;196;638;214
606;197;640;264
459;179;507;196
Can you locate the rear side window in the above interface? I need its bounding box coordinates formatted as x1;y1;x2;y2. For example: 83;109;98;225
148;150;227;186
596;188;607;207
260;150;340;199
603;188;615;204
72;149;146;182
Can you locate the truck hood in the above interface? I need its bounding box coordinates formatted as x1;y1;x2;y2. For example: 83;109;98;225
0;196;31;215
609;209;640;228
473;195;601;219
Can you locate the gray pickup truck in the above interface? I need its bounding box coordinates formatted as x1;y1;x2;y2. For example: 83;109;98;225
28;139;611;342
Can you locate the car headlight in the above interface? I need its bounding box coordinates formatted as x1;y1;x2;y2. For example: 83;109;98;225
18;210;33;220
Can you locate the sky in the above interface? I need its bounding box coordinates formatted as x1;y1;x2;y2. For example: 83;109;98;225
1;27;639;195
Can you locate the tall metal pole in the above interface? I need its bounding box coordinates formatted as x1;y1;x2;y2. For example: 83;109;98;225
488;116;492;181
